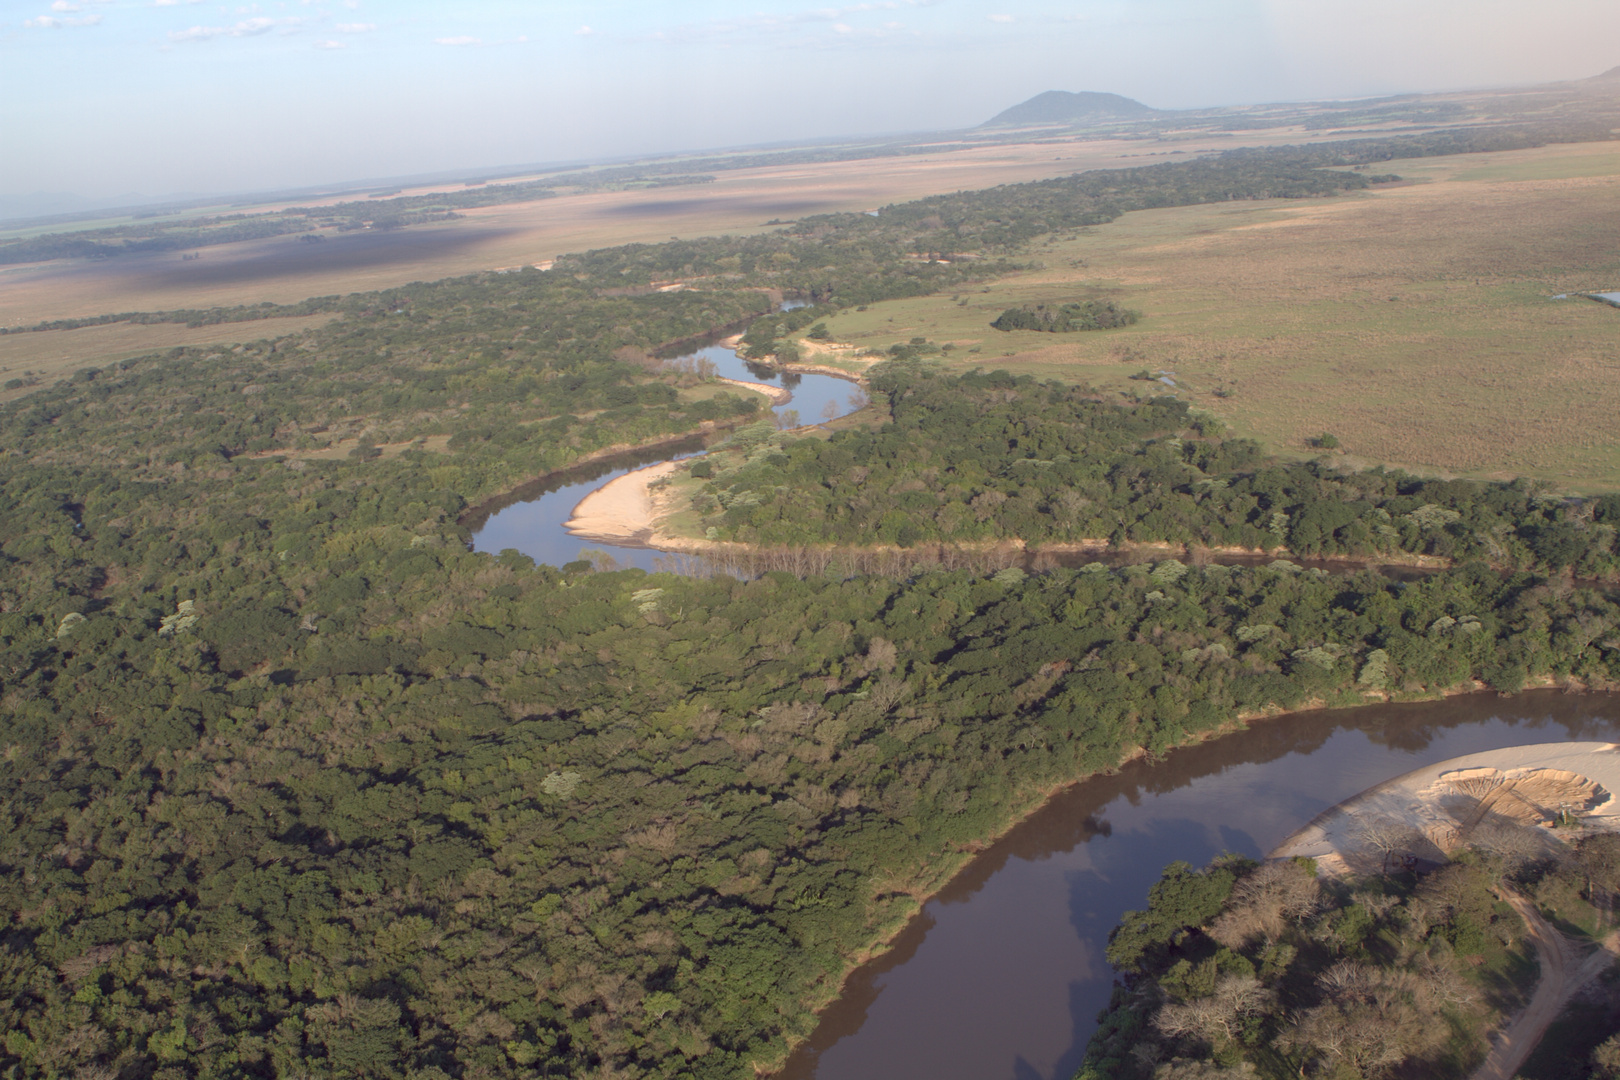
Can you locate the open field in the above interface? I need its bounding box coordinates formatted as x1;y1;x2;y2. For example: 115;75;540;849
804;141;1620;491
0;124;1400;327
0;313;339;404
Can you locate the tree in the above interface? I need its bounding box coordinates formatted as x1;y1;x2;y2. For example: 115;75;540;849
1353;816;1425;873
1156;975;1274;1050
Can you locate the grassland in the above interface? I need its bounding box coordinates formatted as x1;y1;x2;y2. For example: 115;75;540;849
801;141;1620;491
0;313;339;404
0;126;1378;328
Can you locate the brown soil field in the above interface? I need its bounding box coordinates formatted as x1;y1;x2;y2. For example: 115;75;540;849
809;141;1620;491
0;125;1360;327
0;314;339;404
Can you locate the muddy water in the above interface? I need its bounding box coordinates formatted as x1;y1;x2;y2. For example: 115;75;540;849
777;690;1620;1080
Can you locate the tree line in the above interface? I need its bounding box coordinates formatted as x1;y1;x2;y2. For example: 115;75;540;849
680;364;1620;578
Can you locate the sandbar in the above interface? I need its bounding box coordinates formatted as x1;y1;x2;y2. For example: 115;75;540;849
564;459;683;544
1272;741;1620;875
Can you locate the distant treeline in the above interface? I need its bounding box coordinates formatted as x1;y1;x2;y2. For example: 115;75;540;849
0;175;713;267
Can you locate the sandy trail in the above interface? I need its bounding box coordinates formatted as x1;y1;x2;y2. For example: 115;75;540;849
1469;894;1615;1080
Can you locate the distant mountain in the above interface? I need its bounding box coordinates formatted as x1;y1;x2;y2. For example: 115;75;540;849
1586;64;1620;83
982;90;1159;128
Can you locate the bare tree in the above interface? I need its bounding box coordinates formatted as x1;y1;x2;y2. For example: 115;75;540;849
1210;861;1320;948
1280;965;1440;1078
1156;976;1274;1050
1353;816;1425;873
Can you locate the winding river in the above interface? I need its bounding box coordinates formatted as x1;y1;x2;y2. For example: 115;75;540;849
779;690;1620;1080
468;341;864;569
465;336;1620;1080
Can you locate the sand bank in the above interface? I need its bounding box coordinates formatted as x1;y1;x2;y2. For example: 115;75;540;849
563;460;684;544
1272;741;1620;875
717;377;791;404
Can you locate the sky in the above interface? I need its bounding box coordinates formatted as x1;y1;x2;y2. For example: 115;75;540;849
2;0;1616;207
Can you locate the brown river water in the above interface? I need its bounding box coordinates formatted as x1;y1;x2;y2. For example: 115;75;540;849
776;689;1620;1080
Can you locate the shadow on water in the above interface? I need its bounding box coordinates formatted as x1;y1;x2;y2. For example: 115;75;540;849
776;690;1620;1080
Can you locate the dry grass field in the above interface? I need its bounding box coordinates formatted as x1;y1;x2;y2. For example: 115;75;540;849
0;314;338;404
805;142;1620;491
7;121;1619;491
0;125;1347;327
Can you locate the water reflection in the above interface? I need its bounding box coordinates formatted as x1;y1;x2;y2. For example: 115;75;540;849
779;690;1620;1080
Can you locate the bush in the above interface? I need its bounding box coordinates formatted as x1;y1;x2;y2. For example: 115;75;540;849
991;300;1140;332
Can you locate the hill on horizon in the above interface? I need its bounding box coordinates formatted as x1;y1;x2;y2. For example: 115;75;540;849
982;90;1160;128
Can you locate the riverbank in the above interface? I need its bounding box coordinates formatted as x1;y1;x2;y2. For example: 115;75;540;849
455;427;724;529
717;376;791;404
551;468;1467;574
766;683;1620;1076
1271;740;1620;875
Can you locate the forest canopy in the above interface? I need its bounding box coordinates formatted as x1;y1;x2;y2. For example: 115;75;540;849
1;127;1618;1079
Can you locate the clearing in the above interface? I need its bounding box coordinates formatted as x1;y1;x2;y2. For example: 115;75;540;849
0;313;339;404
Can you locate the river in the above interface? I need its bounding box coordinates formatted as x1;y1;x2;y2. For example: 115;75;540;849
471;475;1615;1076
468;340;864;569
464;335;1620;1080
777;690;1620;1080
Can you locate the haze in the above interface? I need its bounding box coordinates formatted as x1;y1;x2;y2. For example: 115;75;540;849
2;0;1615;208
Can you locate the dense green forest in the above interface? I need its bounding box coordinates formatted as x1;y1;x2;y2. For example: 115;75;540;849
1078;837;1620;1079
3;134;1620;1078
679;364;1620;577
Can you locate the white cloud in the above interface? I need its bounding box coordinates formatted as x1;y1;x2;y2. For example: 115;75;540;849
50;1;79;11
334;21;374;32
639;1;933;45
987;13;1013;23
575;25;592;35
168;16;293;42
434;35;479;46
25;11;101;26
314;38;343;48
